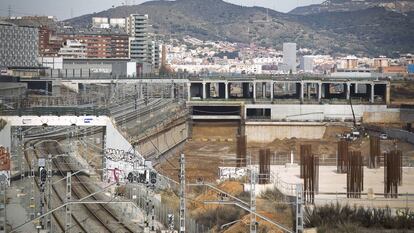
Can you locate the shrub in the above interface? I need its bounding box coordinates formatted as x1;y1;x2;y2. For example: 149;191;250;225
195;205;246;230
305;203;414;230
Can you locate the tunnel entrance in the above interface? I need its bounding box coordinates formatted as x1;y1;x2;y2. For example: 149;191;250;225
191;105;241;116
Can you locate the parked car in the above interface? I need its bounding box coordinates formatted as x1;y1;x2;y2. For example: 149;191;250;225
380;133;388;140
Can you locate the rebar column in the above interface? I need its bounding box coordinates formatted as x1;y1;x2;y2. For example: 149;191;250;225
303;154;319;204
258;149;270;184
347;151;364;198
236;135;247;167
337;139;348;173
369;136;380;169
384;150;402;198
300;145;311;178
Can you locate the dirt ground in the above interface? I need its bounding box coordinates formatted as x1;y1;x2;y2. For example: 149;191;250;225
391;81;414;105
157;124;414;183
156;140;236;183
156;123;414;232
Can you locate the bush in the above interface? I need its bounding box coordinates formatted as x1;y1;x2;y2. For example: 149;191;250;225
305;204;414;230
195;205;246;230
260;187;289;211
236;191;250;203
260;187;285;202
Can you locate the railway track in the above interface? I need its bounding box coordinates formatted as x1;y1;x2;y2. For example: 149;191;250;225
44;141;137;233
23;140;88;233
12;96;184;232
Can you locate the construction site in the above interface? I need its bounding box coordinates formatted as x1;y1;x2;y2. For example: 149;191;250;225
1;76;414;233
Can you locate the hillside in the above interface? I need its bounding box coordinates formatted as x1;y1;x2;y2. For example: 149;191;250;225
290;0;414;15
65;0;414;57
291;7;414;56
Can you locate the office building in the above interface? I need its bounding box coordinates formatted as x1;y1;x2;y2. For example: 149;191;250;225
301;55;316;73
283;43;297;73
48;58;137;78
0;21;39;67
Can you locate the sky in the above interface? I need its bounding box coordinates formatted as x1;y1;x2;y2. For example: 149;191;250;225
0;0;324;20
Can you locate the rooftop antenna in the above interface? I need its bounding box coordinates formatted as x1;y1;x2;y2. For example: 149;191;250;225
8;5;11;18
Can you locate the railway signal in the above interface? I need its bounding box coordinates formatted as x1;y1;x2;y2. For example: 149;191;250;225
40;167;47;183
126;167;158;188
168;214;174;230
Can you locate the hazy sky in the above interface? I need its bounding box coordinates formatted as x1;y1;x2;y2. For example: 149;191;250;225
0;0;324;20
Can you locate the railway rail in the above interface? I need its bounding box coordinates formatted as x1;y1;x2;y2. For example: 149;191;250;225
44;140;137;233
23;140;87;233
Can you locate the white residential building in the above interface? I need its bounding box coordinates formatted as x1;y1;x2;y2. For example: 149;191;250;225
58;40;87;59
283;42;297;73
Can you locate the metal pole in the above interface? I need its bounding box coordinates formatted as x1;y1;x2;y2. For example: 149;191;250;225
295;184;304;233
0;180;7;233
19;127;25;181
30;159;35;220
179;154;186;233
47;155;52;232
65;172;72;233
250;156;256;233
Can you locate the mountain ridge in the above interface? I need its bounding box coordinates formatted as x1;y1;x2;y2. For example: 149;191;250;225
65;0;414;57
290;0;414;15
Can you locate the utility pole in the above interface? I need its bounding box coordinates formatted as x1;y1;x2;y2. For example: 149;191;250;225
179;154;186;233
0;173;8;233
38;158;47;231
295;184;304;233
250;158;257;233
144;189;156;233
18;127;25;181
30;159;36;221
65;172;72;233
149;201;155;232
46;155;52;232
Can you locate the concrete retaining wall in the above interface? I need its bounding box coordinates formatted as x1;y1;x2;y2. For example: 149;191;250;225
245;104;398;122
106;120;138;156
191;122;239;140
135;122;188;158
363;111;400;123
245;122;326;143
